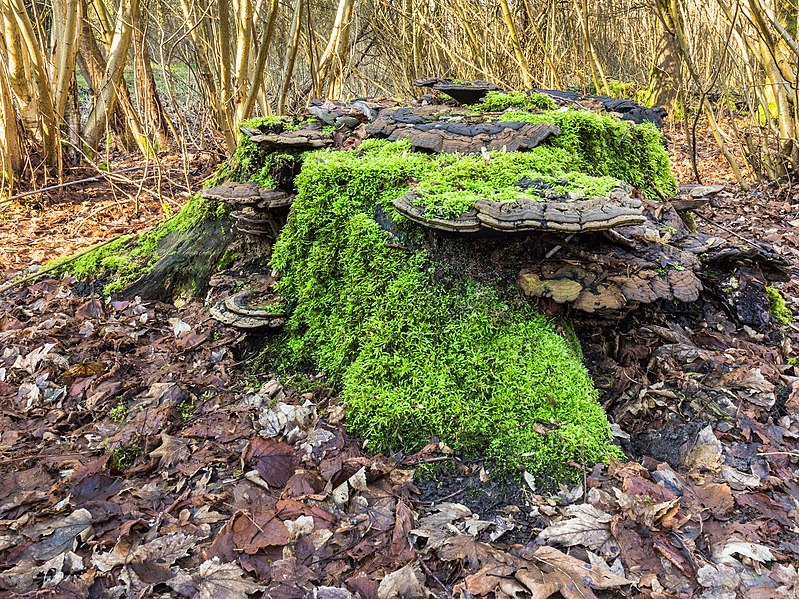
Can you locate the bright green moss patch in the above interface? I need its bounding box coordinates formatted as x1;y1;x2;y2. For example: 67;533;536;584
305;139;620;219
50;195;232;295
209;116;302;187
271;142;622;478
499;109;677;199
414;167;620;218
48;235;135;280
473;90;557;112
766;286;793;325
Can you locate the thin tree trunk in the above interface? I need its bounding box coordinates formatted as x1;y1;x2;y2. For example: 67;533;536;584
132;0;173;149
217;0;235;150
278;0;303;115
0;46;23;192
82;0;139;153
498;0;533;88
52;0;81;119
316;0;355;99
3;0;60;170
240;0;279;120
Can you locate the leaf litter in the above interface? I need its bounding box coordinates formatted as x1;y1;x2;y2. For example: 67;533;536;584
2;145;799;597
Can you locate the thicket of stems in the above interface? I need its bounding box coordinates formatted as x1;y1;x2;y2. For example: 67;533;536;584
1;0;799;195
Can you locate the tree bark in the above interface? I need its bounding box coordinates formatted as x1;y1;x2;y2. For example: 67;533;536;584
82;0;139;154
278;0;304;115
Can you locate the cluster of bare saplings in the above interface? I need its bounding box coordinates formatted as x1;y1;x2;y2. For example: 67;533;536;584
1;0;799;194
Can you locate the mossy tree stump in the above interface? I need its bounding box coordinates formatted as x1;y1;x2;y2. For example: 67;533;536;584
51;91;789;481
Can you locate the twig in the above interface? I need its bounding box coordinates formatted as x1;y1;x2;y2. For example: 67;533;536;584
418;558;449;596
0;166;143;205
758;451;799;458
693;211;759;246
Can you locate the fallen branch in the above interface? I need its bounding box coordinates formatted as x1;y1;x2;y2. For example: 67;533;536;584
0;235;131;294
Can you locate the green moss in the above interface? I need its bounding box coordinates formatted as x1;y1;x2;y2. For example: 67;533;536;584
47;236;135;280
473;91;557;112
766;286;793;325
679;210;697;233
218;249;239;270
498;109;677;199
270;142;622;478
50;195;232;295
108;437;143;472
414;165;619;219
788;356;799;367
109;402;127;423
209;116;302;187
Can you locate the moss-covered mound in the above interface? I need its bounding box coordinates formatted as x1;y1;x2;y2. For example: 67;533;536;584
497;109;675;199
271;140;623;477
48;101;678;480
405;147;621;219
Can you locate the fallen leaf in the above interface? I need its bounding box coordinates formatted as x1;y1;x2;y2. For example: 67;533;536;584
694;482;734;518
244;436;298;488
679;425;723;472
516;563;597;599
377;562;427;599
536;504;616;556
22;508;93;562
150;432;191;468
531;545;631;589
717;538;775;565
230;509;290;553
720;466;760;490
168;557;264;599
168;317;192;337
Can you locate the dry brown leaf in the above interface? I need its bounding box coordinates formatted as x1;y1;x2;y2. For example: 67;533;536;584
243;436;298;488
92;532;198;572
694;482;734;518
679;425;723;472
168;557;264;599
150;432;191;468
61;361;106;384
22;508;93;562
377;562;428;599
390;500;416;560
437;534;516;570
230;509;290;554
455;564;518;596
515;564;592;599
532;546;631;589
535;504;616;557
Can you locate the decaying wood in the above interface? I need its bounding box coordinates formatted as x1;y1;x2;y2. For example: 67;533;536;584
201;182;262;205
515;195;790;315
244;130;334;150
202;183;294;238
179;89;789;323
413;78;504;104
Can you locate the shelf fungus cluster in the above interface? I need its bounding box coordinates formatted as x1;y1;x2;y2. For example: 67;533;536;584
394;184;645;234
201;182;293;238
514;184;787;316
208;290;286;330
366;106;559;154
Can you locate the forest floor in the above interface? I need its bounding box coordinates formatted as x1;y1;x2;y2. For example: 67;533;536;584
1;120;798;598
